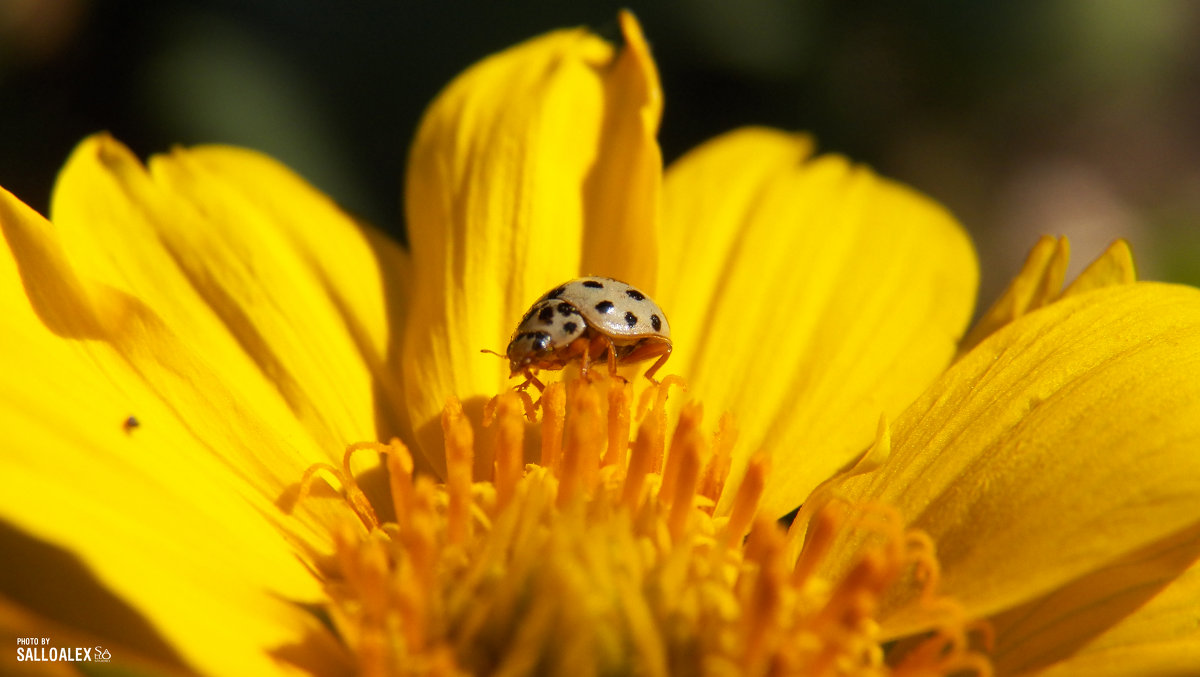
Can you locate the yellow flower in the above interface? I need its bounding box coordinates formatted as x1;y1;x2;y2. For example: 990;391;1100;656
2;9;1199;677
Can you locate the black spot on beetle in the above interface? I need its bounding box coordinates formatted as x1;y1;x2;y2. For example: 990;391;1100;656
538;305;555;323
650;314;662;331
595;300;614;313
546;286;566;299
624;311;638;326
557;302;577;316
563;322;578;334
530;333;551;351
583;280;604;288
625;289;646;301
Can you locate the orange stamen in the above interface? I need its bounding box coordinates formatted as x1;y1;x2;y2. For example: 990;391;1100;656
297;375;991;677
560;381;603;505
793;500;844;586
666;430;701;541
292;442;385;529
721;454;767;549
603;378;632;468
386;440;416;521
490;391;525;510
660;401;702;507
539;382;566;471
622;416;658;511
699;411;737;505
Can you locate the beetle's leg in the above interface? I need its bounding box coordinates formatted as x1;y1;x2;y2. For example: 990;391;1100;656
579;341;592;379
641;346;672;385
607;341;628;385
516;369;546;393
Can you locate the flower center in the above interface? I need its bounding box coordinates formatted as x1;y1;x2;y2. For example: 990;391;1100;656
293;375;991;676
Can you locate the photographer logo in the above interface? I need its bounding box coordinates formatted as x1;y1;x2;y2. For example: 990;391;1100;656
14;637;111;664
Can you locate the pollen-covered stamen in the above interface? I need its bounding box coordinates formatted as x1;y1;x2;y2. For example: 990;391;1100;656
603;378;632;468
442;398;474;545
721;454;767;549
295;374;992;677
559;381;603;504
487;392;525;510
665;408;704;540
620;402;660;511
699;411;736;507
539;382;566;471
793;498;843;586
659;401;701;508
739;518;792;674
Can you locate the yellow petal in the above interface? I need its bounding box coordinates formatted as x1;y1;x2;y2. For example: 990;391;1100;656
42;134;390;547
958;235;1068;356
959;237;1136;356
1027;556;1200;677
990;522;1200;676
0;185;348;674
819;283;1200;636
658;127;979;517
580;11;664;291
403;12;663;477
51;134;408;463
1061;238;1136;299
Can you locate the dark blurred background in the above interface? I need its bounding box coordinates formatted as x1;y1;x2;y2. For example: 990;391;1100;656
3;0;1199;305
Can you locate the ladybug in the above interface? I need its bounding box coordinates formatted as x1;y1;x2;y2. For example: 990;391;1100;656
503;277;672;390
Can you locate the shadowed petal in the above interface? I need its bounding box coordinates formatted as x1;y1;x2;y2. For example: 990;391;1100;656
991;523;1200;676
1026;557;1200;677
817;283;1200;642
959;236;1135;355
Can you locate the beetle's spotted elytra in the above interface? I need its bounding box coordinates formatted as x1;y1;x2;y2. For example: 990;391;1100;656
495;277;672;391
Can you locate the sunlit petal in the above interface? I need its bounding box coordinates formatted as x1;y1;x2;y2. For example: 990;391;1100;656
580;11;663;290
0;185;348;674
402;12;662;477
659;127;979;517
50;135;402;475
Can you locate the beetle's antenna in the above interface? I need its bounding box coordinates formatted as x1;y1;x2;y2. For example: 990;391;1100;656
481;348;506;360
